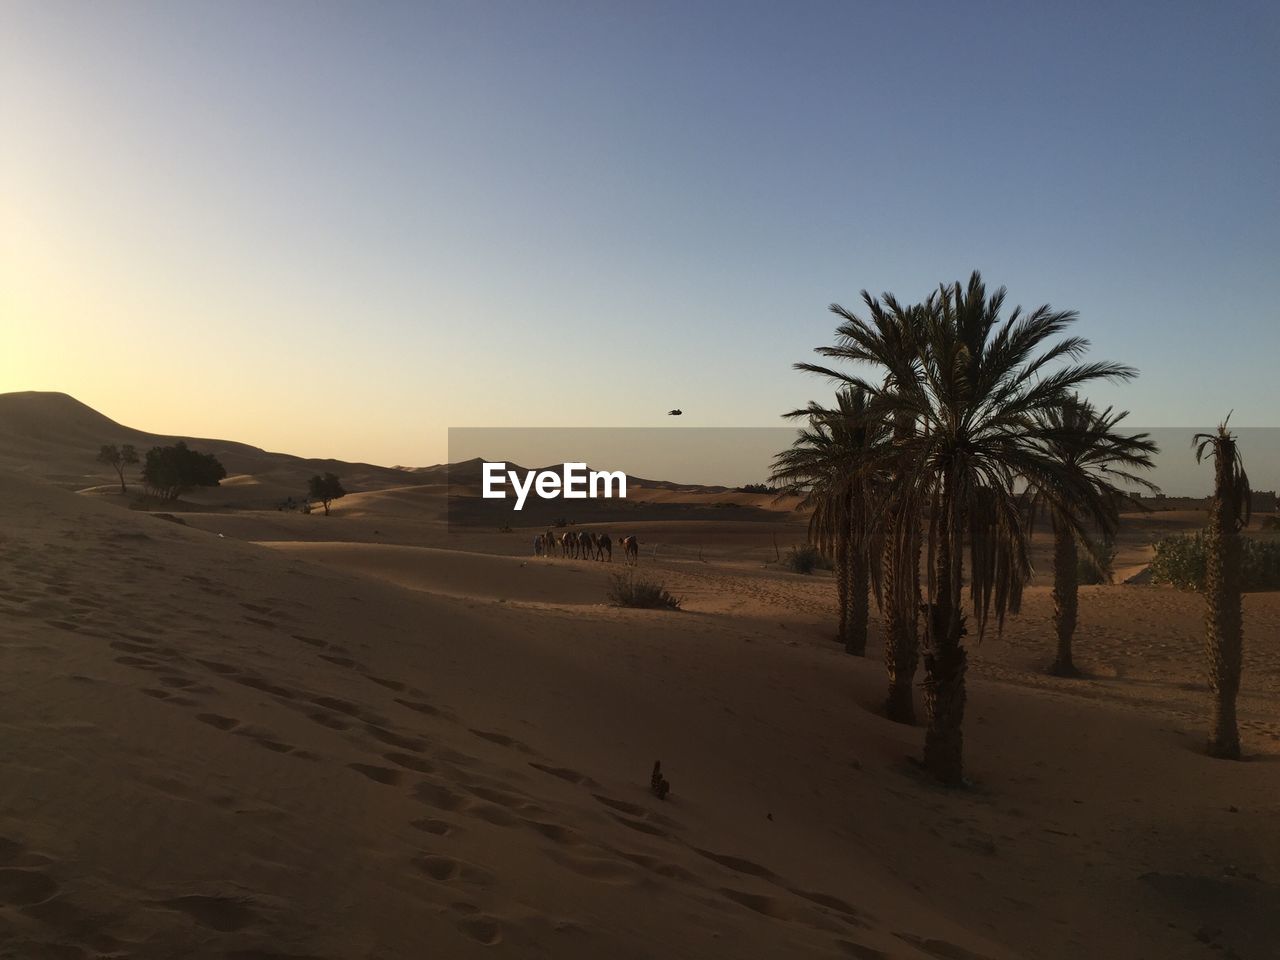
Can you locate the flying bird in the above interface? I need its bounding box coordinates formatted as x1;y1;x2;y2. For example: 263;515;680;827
667;409;682;416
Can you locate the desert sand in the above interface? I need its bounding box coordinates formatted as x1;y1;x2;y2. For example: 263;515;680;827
1;392;1277;959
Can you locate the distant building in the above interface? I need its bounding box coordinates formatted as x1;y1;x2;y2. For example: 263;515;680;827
1126;490;1277;513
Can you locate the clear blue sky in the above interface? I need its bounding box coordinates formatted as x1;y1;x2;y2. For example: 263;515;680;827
3;1;1276;466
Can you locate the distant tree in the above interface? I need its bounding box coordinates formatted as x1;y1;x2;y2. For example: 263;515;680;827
1027;398;1159;676
97;443;140;494
1196;419;1250;760
141;441;226;500
308;472;346;515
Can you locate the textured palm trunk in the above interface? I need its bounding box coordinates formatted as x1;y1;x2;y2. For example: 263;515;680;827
882;509;920;721
922;482;967;786
882;415;921;722
1205;440;1243;760
1050;517;1079;676
846;521;869;656
834;534;850;646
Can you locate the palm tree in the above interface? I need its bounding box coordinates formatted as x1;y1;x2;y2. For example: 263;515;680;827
1195;419;1250;760
796;294;930;722
771;387;885;655
857;273;1136;784
1029;398;1159;676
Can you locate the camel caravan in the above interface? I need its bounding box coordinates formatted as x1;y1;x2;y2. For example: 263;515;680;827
532;531;640;563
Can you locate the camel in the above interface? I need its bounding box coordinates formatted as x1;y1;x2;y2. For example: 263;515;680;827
578;531;595;558
560;531;576;558
621;535;639;563
533;533;545;556
595;533;612;562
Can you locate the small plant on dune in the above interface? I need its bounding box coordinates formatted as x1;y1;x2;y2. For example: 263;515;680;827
607;570;682;610
782;544;831;575
737;482;771;494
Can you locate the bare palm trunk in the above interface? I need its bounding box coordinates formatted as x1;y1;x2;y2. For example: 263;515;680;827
835;535;850;645
922;481;967;786
1050;516;1080;676
883;507;920;721
1205;440;1243;759
847;529;868;656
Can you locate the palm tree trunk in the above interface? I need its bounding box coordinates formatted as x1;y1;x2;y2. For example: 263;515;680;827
1205;441;1243;760
847;530;868;657
835;535;850;645
1050;516;1080;676
882;508;919;721
922;481;967;786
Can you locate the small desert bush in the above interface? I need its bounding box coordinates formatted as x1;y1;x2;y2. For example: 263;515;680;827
737;483;771;494
607;571;682;610
1149;533;1280;591
783;544;831;575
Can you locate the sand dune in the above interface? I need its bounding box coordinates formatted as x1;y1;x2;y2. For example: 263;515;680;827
2;467;1278;958
2;393;1279;958
0;391;416;499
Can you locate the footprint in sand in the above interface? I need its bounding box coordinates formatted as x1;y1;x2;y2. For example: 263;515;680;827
528;762;599;788
161;894;259;933
455;913;503;946
546;850;640;885
0;867;59;906
311;697;387;726
383;752;435;774
469;729;533;753
232;675;299;700
364;724;428;752
348;763;403;786
111;639;156;654
410;818;454;836
892;933;996;960
414;854;492;885
836;940;891;960
233;728;296;755
305;711;350;731
520;819;584;846
197;713;240;731
694;848;779;881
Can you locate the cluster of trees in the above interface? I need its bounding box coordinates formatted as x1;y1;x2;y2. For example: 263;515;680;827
770;271;1194;784
141;441;228;500
95;443;349;516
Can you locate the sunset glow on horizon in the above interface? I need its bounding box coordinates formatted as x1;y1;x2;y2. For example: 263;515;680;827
4;1;1277;466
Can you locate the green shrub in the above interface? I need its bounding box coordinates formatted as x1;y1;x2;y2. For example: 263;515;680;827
1149;533;1280;591
783;544;831;575
607;572;682;610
